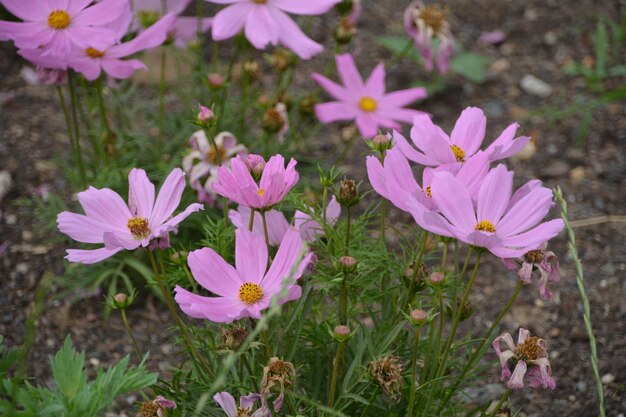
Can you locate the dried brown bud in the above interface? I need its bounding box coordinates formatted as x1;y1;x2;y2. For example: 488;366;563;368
262;108;286;134
221;326;248;350
368;356;404;401
337;178;359;207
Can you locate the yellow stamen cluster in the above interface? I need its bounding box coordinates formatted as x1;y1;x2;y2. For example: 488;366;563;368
257;188;266;197
450;144;466;162
425;186;432;198
418;5;448;35
238;283;263;305
86;47;104;58
359;97;378;112
48;10;71;29
252;0;268;3
516;336;543;361
127;217;151;240
475;220;496;233
236;408;252;417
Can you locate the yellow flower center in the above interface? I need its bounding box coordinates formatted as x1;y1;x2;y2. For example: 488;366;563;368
257;188;265;197
418;5;448;35
425;186;432;198
236;408;252;417
85;47;105;58
516;336;543;361
359;97;378;112
238;283;264;305
450;145;466;162
252;0;267;3
48;10;71;30
127;217;152;240
475;220;496;233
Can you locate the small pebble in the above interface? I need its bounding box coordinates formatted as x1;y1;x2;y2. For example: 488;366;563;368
601;373;615;384
520;75;553;97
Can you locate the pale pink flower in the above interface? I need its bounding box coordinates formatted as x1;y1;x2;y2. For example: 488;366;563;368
0;0;128;60
214;391;269;417
503;243;561;299
396;107;531;168
20;13;175;80
424;164;564;258
20;66;67;85
208;0;340;59
57;168;202;264
132;0;213;48
313;54;427;138
228;195;341;245
493;328;556;390
174;228;312;323
213;154;299;210
403;0;454;73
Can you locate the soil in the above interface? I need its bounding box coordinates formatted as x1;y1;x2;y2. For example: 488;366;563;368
1;1;625;416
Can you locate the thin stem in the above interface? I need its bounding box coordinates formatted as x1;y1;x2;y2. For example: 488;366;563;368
399;232;429;316
241;354;259;392
490;388;510;416
440;240;448;270
261;210;271;252
339;272;349;325
119;308;142;359
322;185;328;226
248;208;255;231
407;328;421;417
95;76;116;158
327;340;346;409
453;240;459;274
344;206;351;255
66;73;88;187
261;328;274;358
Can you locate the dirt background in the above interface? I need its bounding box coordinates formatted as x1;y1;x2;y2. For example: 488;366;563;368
1;1;625;416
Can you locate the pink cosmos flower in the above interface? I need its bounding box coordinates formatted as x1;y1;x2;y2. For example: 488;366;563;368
20;13;176;80
0;0;128;60
312;53;428;138
57;168;203;264
174;228;312;323
493;328;556;390
213;154;299;210
396;107;531;168
214;392;269;417
229;195;341;245
503;243;561;299
424;164;564;258
208;0;340;59
403;0;454;73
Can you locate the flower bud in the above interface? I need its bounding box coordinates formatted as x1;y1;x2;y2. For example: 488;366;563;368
334;17;356;44
110;292;133;309
370;133;393;153
428;271;445;286
197;105;216;126
243;154;266;179
337;255;357;273
409;309;428;325
337;178;359;207
207;73;225;89
333;325;351;342
266;48;297;72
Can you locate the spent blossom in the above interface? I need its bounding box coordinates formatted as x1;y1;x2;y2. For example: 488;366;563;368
213;391;269;417
504;243;562;299
403;0;454;73
57;168;202;264
174;228;312;323
207;0;341;59
313;53;427;138
493;328;556;390
213;154;299;210
396;107;531;168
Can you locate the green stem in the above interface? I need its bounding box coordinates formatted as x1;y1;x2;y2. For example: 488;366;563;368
322;185;328;226
344;206;351;255
241;354;259;392
339;272;349;325
261;210;271;252
66;73;88;187
95;77;117;159
453;240;459;274
407;328;421;417
327;340;346;409
119;308;143;359
248;208;255;231
490;388;510;416
399;232;429;316
440;240;448;270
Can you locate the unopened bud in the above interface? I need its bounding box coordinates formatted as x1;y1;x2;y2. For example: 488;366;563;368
409;309;428;325
334;17;356;44
243;154;266;179
428;271;445;285
338;255;357;273
370;133;393;153
111;292;133;309
267;48;297;72
333;325;351;342
337;178;359;207
197;105;216;126
207;73;225;89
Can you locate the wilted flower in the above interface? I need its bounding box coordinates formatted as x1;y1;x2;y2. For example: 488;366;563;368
174;228;312;323
21;67;67;86
214;391;268;417
368;356;404;401
221;326;249;350
312;53;427;138
493;328;556;390
208;0;341;59
403;1;454;73
139;395;177;417
213;154;299;210
337;177;359;207
261;103;289;143
57;168;202;264
260;357;296;412
396;107;531;168
504;244;561;299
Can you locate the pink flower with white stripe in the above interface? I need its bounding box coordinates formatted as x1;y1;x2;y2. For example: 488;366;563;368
313;54;427;138
57;168;202;264
493;328;556;390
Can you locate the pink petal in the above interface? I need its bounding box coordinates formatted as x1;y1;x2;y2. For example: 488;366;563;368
244;5;279;49
450;107;486;157
270;0;340;15
1;0;51;20
484;123;531;161
477;164;513;224
128;168;155;218
65;25;118;50
269;8;323;59
507;179;542;211
67;0;95;14
507;361;527;389
77;187;131;232
379;87;427;107
157;203;203;234
73;0;129;26
57;212;109;244
68;56;102;80
355;114;379;138
456;151;489;199
101;58;146;79
430;171;476;234
188;247;241;297
65;247;123;264
364;62;386;98
211;3;252;41
314;101;357;123
335;53;364;92
174;286;242;323
394;129;437;166
263;228;304;290
311;73;349;101
235;228;268;284
150;168;186;226
108;14;175;57
213;392;238;417
497;186;554;237
501;219;564;249
172;17;213;47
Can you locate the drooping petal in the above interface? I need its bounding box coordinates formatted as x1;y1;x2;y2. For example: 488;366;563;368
128;168;155;218
507;360;527;389
235;228;268;284
211;2;252;41
187;247;241;297
101;58;146;80
65;247;123;264
269;8;323;59
484;122;531;161
501;219;564;249
394;129;437;166
157;203;203;234
450;107;486;157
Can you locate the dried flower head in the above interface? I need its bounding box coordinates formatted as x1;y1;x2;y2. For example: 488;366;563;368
493;328;556;390
260;357;297;412
139;395;176;417
337;178;359;207
221;326;249;350
504;244;561;299
368;356;404;401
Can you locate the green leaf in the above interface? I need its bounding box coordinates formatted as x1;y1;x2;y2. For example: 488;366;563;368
450;52;490;83
376;35;422;62
50;337;88;402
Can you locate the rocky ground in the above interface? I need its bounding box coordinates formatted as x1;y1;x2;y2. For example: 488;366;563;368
1;1;625;416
